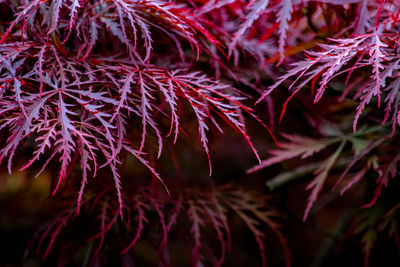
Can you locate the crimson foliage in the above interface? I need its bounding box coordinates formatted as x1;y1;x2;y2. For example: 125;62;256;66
1;0;400;266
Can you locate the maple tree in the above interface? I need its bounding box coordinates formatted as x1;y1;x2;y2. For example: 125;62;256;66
1;0;400;266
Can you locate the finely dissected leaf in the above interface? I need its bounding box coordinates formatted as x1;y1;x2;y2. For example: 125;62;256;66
64;0;81;41
121;196;149;254
353;34;387;128
247;134;328;173
76;133;95;214
198;198;227;266
54;92;76;195
333;136;387;194
229;0;270;56
354;0;370;34
277;0;293;64
303;139;346;221
36;209;75;259
88;199;120;255
48;0;63;34
339;167;367;196
363;150;400;208
19;121;58;172
79;21;99;61
187;198;205;265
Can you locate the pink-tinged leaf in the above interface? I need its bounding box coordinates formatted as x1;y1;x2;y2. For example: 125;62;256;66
159;70;266;172
383;77;400;134
115;113;127;156
247;134;328;173
354;207;382;267
187;198;205;265
107;157;124;218
368;35;386;105
138;72;163;158
257;58;324;104
277;0;293;65
100;17;126;44
333;137;387;192
176;79;211;171
53;92;76;195
76;145;90;214
20;122;57;171
154;76;180;143
0;117;32;174
303;139;345;221
80;21;99;61
363;150;400;208
340;167;368;196
38;210;74;259
63;0;81;42
89;200;120;255
314;40;361;103
144;192;168;256
115;4;133;54
159;196;183;259
13;78;29;121
136;17;152;62
354;0;370;34
121;197;149;254
48;0;64;34
211;193;231;252
112;72;135;120
36;45;47;95
229;0;270;56
199;199;227;266
353;81;378;133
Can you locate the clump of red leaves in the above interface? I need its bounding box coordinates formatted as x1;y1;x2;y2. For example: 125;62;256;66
0;0;284;266
0;0;274;215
